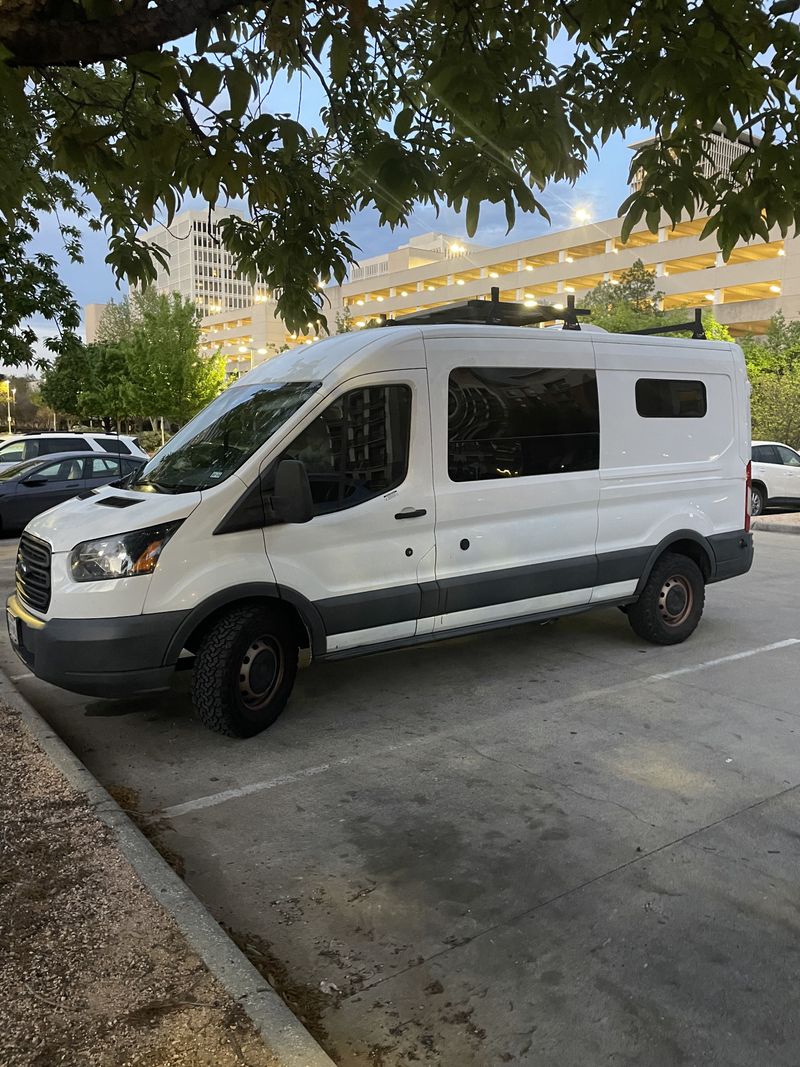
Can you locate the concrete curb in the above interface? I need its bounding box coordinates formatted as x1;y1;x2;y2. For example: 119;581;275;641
752;519;800;535
0;673;336;1067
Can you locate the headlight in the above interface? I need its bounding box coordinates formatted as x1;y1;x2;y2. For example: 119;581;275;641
70;522;183;583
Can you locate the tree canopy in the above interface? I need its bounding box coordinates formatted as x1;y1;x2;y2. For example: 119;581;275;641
39;290;225;426
2;0;800;355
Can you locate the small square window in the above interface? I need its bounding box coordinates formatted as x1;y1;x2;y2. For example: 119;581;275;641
635;379;707;418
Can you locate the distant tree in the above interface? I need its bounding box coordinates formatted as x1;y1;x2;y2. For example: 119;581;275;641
3;376;55;430
751;374;800;449
39;342;128;430
335;307;353;334
584;260;673;332
38;343;90;422
740;312;800;379
584;261;734;341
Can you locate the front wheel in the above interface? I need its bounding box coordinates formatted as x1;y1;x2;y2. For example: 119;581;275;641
627;552;705;646
750;484;766;517
191;604;298;737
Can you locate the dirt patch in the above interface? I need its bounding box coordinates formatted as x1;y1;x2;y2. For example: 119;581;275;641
0;702;281;1067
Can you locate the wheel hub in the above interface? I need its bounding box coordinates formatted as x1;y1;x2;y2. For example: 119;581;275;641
658;575;693;626
239;636;283;711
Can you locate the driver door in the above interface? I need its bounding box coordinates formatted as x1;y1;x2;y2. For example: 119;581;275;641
262;371;436;654
14;457;87;525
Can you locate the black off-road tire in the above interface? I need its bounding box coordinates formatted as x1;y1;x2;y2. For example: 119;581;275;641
750;484;766;517
191;603;298;738
627;552;705;646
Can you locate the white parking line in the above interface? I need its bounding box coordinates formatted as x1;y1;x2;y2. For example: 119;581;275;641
163;637;800;820
646;638;800;681
162;735;434;820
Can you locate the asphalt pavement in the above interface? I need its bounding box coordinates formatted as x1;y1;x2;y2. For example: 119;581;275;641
2;532;799;1066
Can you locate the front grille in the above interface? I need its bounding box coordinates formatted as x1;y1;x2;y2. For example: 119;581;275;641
16;533;52;613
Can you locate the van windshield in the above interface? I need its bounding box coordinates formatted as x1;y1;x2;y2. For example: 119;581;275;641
130;381;320;493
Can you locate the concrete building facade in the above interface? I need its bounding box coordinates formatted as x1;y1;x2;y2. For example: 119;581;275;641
85;205;799;372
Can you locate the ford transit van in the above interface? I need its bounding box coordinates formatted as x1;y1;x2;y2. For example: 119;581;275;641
7;298;753;737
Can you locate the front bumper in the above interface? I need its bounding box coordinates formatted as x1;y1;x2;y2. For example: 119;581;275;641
6;594;187;698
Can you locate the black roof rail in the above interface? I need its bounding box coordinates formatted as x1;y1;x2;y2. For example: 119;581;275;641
382;287;590;330
629;307;707;340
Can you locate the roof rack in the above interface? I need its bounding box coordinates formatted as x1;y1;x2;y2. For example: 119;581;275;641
382;286;590;330
629;307;706;340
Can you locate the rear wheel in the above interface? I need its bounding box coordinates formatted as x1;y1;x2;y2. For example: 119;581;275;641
191;604;298;737
627;552;705;646
750;484;766;517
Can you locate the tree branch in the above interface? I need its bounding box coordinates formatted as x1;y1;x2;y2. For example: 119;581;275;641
1;0;244;67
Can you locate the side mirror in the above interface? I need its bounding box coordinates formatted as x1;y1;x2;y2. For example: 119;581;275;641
20;478;46;488
272;459;314;524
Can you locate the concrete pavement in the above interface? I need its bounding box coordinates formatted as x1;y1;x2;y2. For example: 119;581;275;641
1;532;799;1064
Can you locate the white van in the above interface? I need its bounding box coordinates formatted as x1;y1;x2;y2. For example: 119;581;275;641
6;300;753;737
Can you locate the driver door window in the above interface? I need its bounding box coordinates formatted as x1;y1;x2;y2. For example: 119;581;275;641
33;459;84;482
280;385;412;515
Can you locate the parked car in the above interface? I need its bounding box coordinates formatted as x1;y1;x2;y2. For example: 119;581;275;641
7;303;753;738
0;452;144;532
750;440;800;515
0;432;146;472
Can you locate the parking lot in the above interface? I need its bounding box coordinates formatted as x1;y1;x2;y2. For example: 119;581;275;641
3;530;800;1066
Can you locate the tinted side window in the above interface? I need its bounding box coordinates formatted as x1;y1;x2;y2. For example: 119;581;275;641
636;379;707;418
281;385;412;515
752;445;779;464
93;436;131;455
448;367;599;482
39;437;92;455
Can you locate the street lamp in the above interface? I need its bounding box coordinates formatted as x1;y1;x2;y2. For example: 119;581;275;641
0;380;15;434
237;345;253;371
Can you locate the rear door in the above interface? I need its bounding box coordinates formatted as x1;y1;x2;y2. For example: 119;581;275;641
425;332;601;634
263;370;436;653
84;455;126;485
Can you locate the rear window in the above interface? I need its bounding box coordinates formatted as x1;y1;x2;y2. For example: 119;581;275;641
635;379;707;419
92;436;132;455
38;436;92;455
752;444;779;463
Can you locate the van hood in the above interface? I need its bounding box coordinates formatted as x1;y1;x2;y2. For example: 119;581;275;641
26;485;202;553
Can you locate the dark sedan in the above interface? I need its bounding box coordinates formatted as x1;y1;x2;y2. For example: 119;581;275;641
0;451;144;533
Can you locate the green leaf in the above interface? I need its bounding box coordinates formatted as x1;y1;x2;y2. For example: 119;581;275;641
330;33;351;83
190;58;222;107
226;64;251;120
466;197;480;238
393;108;414;138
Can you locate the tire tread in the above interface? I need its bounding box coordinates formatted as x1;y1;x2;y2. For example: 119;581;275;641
627;551;705;646
192;604;297;737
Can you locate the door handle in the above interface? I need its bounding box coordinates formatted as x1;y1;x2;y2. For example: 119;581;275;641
395;507;427;520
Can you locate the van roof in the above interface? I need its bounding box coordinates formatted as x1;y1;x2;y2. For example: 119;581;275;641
245;323;737;387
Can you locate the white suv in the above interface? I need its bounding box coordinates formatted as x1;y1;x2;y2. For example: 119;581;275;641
751;440;800;515
0;432;146;472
